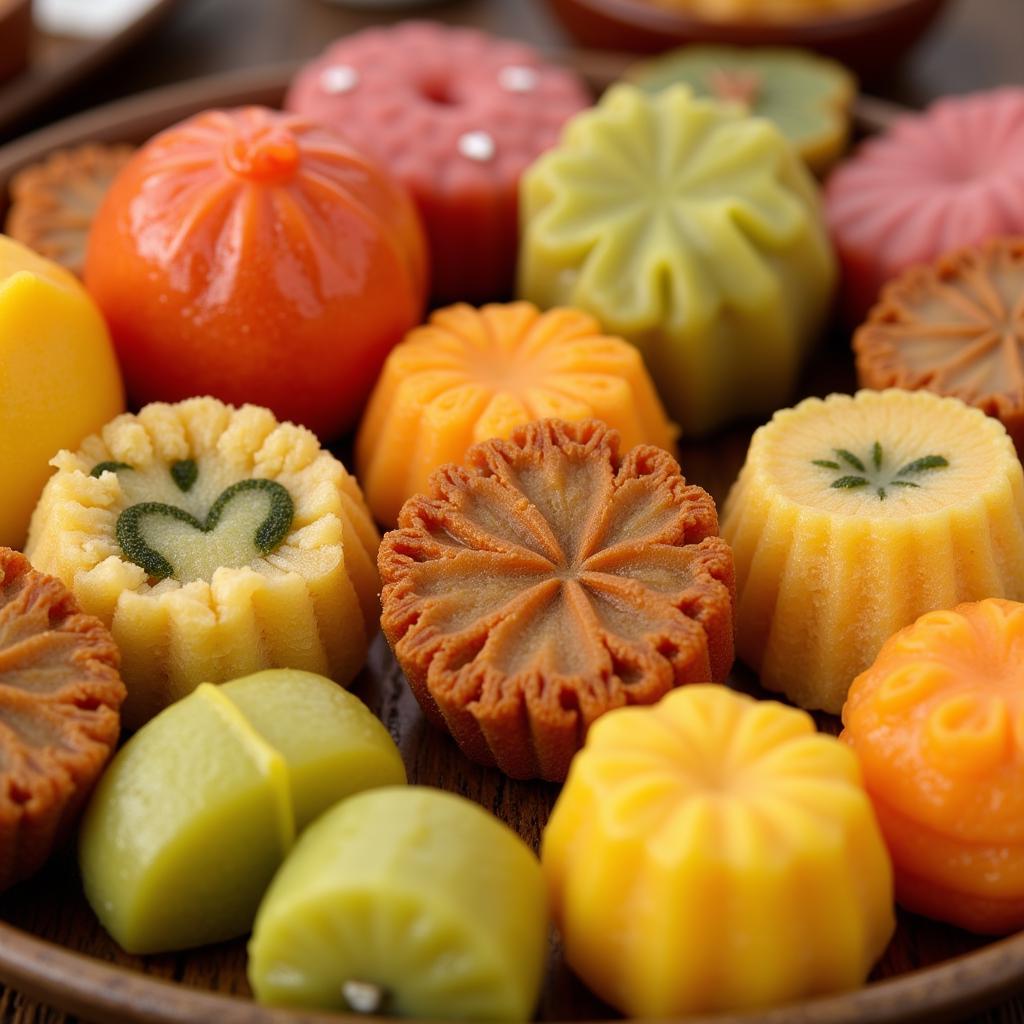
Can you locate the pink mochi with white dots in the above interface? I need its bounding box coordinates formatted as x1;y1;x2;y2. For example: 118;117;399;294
286;21;590;304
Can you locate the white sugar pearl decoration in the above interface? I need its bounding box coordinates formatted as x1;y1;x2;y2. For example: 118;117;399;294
499;65;539;94
319;65;360;95
458;130;497;163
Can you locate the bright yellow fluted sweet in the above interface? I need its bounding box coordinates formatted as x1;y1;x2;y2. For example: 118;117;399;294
356;302;677;526
518;85;835;435
542;685;894;1017
0;234;123;548
721;389;1024;713
26;397;380;728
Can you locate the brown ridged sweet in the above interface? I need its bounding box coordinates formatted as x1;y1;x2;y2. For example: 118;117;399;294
855;237;1024;452
379;419;735;782
0;547;125;890
4;144;134;277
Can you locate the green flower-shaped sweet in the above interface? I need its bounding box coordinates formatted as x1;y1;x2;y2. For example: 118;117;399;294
518;85;836;435
628;46;856;174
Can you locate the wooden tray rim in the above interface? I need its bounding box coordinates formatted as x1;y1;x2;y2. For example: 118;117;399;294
0;62;1021;1024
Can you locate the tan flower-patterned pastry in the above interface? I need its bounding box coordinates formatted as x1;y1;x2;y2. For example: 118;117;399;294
379;419;735;782
0;547;125;889
5;144;135;277
855;238;1024;453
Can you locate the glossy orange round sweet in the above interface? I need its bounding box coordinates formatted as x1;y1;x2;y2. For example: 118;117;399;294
842;600;1024;933
84;107;428;439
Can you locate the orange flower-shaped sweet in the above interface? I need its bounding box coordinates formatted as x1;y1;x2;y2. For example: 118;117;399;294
842;599;1024;933
379;419;735;782
356;302;678;525
855;238;1024;453
0;547;125;889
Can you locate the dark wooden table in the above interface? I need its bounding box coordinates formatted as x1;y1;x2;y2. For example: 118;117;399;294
2;0;1024;1021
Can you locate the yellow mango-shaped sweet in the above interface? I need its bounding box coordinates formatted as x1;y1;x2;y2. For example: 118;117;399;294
79;670;405;953
0;234;123;548
249;787;548;1022
542;685;894;1017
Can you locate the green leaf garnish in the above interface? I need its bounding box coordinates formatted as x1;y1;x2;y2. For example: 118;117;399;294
896;455;949;476
831;476;869;489
834;449;866;472
812;459;841;469
170;459;198;493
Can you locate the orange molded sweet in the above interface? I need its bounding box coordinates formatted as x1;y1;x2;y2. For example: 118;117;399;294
356;302;678;525
83;106;428;440
855;238;1024;454
0;547;125;890
378;418;735;782
842;599;1024;933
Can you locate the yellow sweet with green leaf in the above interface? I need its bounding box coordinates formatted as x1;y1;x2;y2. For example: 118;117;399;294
0;234;123;549
78;670;406;954
518;85;836;435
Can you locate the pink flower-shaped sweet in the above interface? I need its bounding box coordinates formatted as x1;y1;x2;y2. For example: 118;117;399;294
826;88;1024;319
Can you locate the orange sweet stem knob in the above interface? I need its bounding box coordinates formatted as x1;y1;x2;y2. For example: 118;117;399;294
223;128;301;184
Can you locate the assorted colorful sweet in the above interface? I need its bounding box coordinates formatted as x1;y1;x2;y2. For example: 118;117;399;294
3;14;1024;1014
83;106;428;439
78;669;405;953
635;0;898;20
0;235;124;550
826;88;1024;320
0;547;125;890
854;238;1024;453
378;418;735;782
722;389;1024;714
249;787;548;1020
843;600;1024;934
285;21;590;304
519;84;836;435
25;397;380;729
542;685;895;1016
627;46;856;174
356;301;678;526
4;143;135;277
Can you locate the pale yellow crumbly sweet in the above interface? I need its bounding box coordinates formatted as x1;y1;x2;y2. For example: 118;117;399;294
26;397;380;728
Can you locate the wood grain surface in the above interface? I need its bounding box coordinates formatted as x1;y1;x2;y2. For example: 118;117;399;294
1;1;1024;1022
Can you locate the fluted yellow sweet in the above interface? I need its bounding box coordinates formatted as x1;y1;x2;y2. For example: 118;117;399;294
722;389;1024;712
542;685;894;1016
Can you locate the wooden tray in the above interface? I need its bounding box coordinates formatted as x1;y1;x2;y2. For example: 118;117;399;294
0;0;180;139
0;63;1022;1024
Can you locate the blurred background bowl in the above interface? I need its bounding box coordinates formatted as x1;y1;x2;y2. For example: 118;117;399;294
545;0;951;79
0;0;32;83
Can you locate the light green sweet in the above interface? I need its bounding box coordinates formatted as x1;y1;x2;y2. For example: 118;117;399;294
628;46;856;174
78;670;406;954
249;787;549;1022
518;84;836;436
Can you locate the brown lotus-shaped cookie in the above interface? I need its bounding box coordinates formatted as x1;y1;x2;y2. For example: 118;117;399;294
379;419;736;781
0;547;125;889
855;237;1024;452
5;144;134;277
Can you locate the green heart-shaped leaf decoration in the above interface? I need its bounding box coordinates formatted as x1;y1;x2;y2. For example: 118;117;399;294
116;479;294;582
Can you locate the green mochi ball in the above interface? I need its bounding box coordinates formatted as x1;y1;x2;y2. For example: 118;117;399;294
78;669;406;954
249;787;549;1022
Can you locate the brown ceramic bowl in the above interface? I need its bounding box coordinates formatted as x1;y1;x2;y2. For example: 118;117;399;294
545;0;950;79
0;0;32;83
